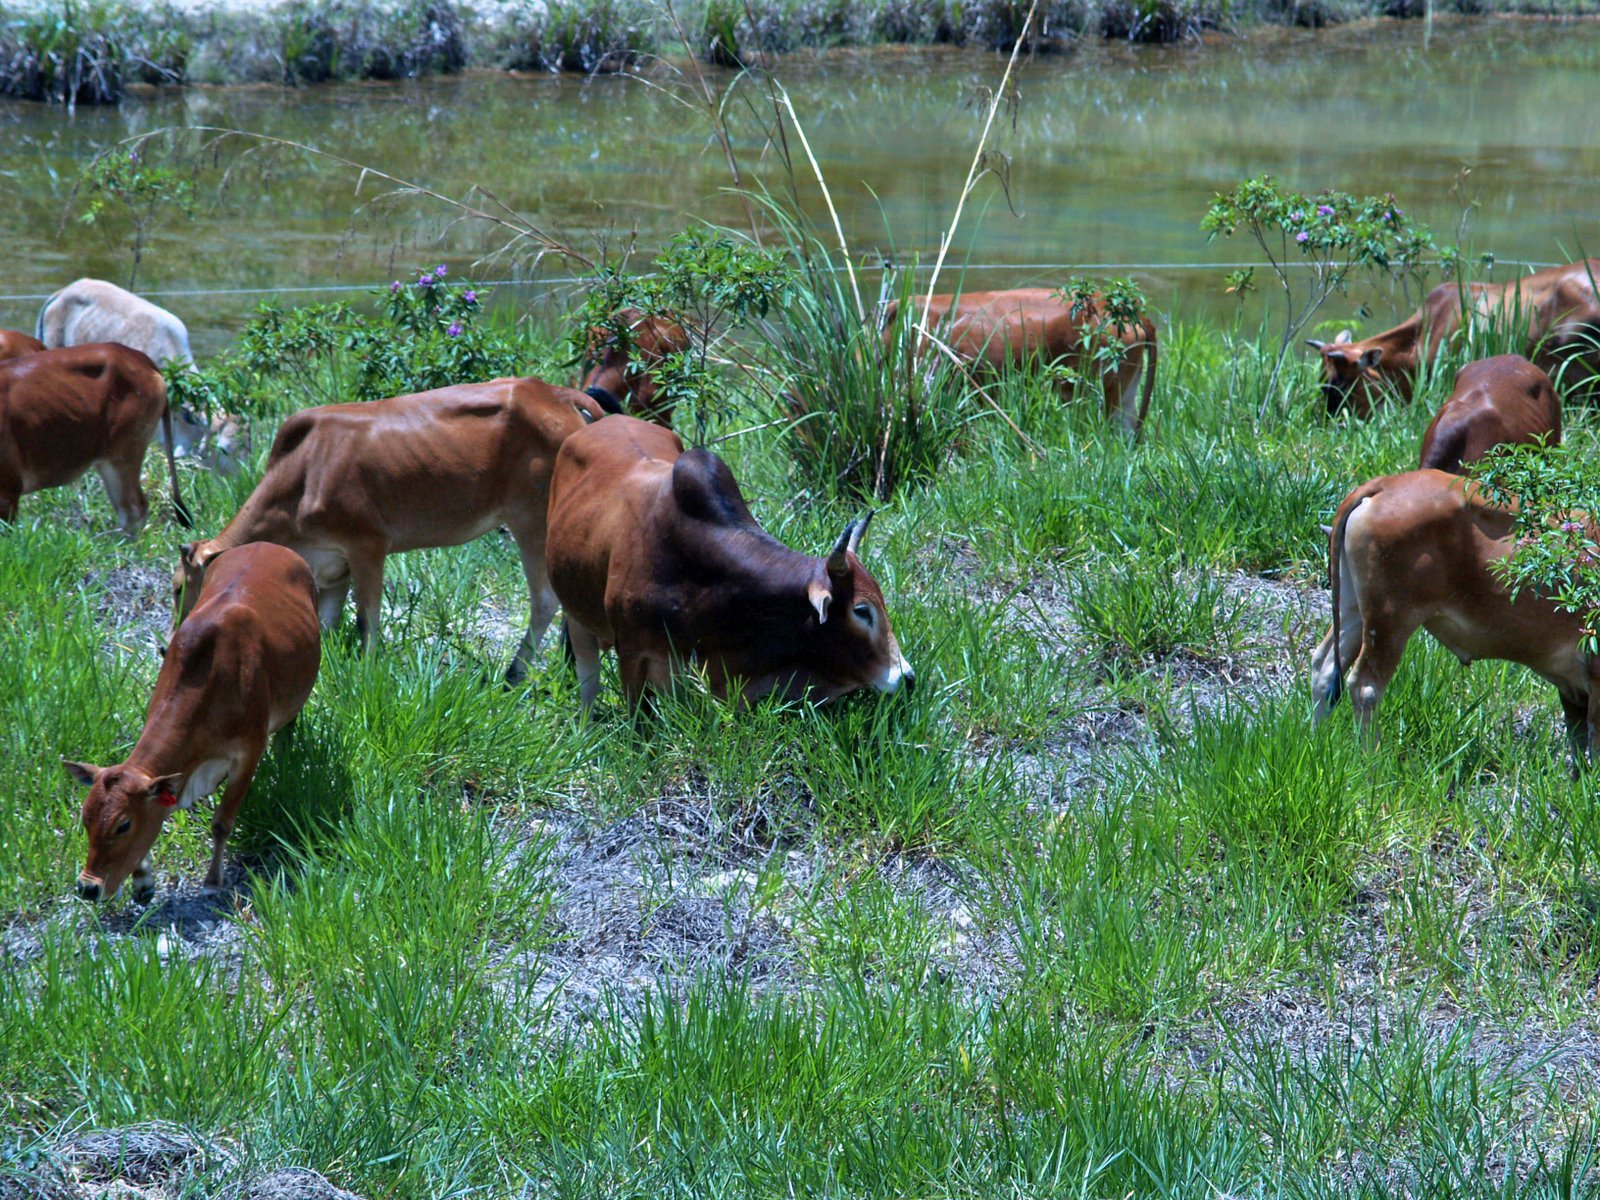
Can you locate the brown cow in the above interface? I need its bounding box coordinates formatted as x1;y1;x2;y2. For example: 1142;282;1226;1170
882;287;1159;434
1310;469;1600;765
546;415;914;710
173;376;609;684
0;329;44;362
0;343;189;535
64;542;321;903
578;307;692;427
1419;355;1561;474
1309;259;1600;416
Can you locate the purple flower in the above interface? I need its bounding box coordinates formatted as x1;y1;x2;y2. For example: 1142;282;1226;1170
1316;204;1334;217
389;281;402;293
436;264;447;277
462;289;477;305
446;321;464;337
1295;231;1310;244
1562;521;1584;533
417;272;434;287
1288;210;1304;223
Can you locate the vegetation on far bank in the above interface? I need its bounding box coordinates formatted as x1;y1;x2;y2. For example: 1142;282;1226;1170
3;0;1599;104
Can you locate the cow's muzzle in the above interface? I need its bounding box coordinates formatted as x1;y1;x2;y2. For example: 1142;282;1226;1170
75;876;102;903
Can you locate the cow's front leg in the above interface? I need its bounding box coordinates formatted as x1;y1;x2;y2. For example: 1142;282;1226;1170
567;620;604;713
206;747;261;889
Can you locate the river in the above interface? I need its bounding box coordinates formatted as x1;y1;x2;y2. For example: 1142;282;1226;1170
2;17;1597;353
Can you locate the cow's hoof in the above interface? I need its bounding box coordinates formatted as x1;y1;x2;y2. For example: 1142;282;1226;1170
131;883;157;906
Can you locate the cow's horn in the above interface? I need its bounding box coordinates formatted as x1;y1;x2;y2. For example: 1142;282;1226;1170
847;510;875;556
1305;339;1328;351
826;520;858;577
1320;524;1334;536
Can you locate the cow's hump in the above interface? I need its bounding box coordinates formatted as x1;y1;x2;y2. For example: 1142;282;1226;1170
672;448;756;529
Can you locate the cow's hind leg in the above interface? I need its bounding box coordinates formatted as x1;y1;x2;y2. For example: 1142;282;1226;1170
348;546;387;654
506;525;560;686
568;619;604;712
205;746;262;889
96;458;150;539
1347;615;1415;749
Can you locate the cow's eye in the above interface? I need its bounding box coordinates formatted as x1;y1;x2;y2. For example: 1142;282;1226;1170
113;819;132;837
853;603;874;624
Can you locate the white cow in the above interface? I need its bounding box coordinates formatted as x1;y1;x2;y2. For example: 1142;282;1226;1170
38;278;245;473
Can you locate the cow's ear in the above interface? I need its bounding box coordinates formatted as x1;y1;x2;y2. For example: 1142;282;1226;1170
62;759;100;787
144;774;183;805
179;542;197;567
1358;348;1384;370
1305;339;1328;352
1334;329;1354;345
807;574;833;624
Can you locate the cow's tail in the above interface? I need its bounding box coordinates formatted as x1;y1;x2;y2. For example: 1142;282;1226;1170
159;381;193;530
1325;484;1370;712
1134;321;1158;440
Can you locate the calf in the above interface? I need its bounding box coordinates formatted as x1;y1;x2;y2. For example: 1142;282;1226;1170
883;287;1159;434
578;307;692;427
1310;259;1600;416
65;542;321;903
1310;469;1600;765
173;376;609;683
0;343;189;534
1419;355;1560;474
546;415;913;710
0;328;44;362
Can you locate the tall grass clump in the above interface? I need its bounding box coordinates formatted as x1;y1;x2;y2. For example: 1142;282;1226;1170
497;0;653;71
0;0;186;107
768;262;976;500
275;0;465;85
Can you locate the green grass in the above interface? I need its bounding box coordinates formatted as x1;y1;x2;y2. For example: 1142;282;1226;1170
5;307;1600;1197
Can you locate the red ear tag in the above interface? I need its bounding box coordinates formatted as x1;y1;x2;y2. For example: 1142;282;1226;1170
156;788;179;808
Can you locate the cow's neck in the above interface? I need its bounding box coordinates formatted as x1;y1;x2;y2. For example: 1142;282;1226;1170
691;527;826;664
124;674;209;780
206;487;296;557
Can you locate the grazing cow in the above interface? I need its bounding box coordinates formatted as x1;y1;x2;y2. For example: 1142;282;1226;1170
38;278;195;367
546;415;914;710
173;376;610;683
0;344;189;534
38;277;243;471
1310;469;1599;765
1309;259;1600;416
65;542;320;903
578;307;692;427
0;329;45;362
1419;355;1561;474
881;287;1159;434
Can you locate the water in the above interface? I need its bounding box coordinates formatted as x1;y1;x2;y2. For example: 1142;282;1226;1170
2;18;1598;354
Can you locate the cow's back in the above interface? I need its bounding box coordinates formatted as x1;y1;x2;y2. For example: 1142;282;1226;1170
1420;355;1560;474
39;278;193;367
0;344;166;487
175;542;320;731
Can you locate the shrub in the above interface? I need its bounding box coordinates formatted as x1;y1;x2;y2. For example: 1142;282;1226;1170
499;0;652;72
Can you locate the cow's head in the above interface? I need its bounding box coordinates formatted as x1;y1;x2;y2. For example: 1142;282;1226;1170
171;542;219;631
577;309;638;414
800;513;914;701
1307;330;1387;416
171;406;249;476
62;759;181;903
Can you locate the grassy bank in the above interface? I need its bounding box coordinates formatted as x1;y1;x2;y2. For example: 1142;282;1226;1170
2;0;1599;102
3;292;1600;1196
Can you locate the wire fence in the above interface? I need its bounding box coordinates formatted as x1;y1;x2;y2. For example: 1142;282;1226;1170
0;258;1562;306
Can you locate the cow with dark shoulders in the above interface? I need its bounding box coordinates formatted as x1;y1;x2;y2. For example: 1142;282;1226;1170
0;342;189;535
173;375;610;684
546;415;914;710
1311;469;1600;768
1419;354;1560;475
65;542;321;903
1310;259;1600;416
